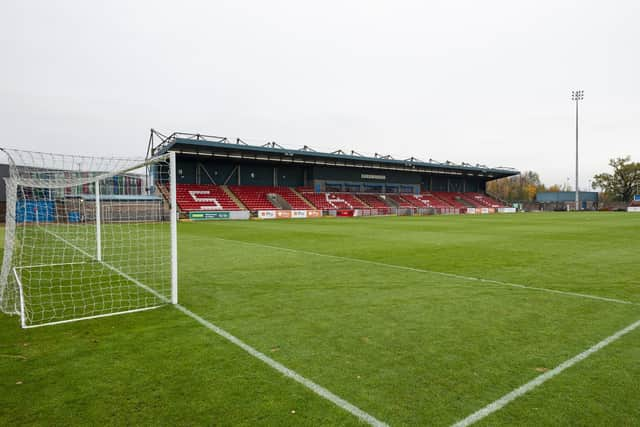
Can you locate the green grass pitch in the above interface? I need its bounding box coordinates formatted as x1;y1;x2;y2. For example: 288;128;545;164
1;212;639;426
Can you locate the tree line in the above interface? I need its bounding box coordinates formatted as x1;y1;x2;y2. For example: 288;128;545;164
486;156;640;203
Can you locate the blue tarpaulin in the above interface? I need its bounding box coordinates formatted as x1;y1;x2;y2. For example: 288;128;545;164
16;200;56;223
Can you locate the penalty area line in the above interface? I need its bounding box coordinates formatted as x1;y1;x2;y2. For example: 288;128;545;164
174;304;389;427
451;317;640;426
188;236;638;307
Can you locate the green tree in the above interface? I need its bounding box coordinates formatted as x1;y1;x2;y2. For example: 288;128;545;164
592;156;640;202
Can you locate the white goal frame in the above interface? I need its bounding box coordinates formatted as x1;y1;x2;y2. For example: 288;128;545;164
0;149;178;328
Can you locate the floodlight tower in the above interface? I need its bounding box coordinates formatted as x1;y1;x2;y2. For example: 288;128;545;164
571;90;584;211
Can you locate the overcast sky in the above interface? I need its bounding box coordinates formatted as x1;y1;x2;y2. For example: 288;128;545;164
2;1;639;188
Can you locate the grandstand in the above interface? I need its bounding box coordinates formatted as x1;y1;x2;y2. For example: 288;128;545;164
148;130;517;217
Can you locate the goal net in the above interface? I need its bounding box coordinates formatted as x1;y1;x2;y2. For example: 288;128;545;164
0;149;178;328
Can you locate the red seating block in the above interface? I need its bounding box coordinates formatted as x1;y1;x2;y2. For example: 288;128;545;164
175;184;242;212
356;194;389;209
386;194;416;208
461;192;506;208
228;185;310;211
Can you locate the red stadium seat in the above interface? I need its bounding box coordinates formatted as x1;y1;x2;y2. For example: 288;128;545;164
174;184;243;212
356;194;389;209
386;194;416;208
228;186;311;211
460;193;506;208
299;192;370;210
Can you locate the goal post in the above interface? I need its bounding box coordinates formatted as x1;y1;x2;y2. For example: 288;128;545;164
170;151;178;304
0;148;178;328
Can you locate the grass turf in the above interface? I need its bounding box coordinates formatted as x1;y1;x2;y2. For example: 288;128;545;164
0;212;638;425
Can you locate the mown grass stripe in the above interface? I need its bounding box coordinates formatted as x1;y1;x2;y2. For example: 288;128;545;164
175;304;389;427
451;318;640;426
190;236;638;306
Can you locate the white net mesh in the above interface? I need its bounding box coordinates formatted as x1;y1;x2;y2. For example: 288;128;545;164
0;149;175;328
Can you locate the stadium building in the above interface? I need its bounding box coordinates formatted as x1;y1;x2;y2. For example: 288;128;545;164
149;130;519;218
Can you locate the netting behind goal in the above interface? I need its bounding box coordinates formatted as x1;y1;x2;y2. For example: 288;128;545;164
0;149;177;328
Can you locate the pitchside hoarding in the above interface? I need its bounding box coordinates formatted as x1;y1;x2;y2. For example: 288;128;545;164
189;211;250;220
257;210;322;219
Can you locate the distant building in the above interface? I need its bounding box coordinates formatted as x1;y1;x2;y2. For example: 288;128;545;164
536;191;598;210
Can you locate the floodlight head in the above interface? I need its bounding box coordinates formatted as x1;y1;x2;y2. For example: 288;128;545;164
571;90;584;101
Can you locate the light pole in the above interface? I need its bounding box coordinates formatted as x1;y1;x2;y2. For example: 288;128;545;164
572;90;584;211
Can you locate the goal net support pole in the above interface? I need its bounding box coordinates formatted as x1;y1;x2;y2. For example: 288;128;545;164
95;178;102;262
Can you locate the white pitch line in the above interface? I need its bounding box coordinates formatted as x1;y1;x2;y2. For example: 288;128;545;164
38;226;97;260
22;305;164;329
39;227;387;426
39;226;168;303
451;317;640;427
16;261;88;270
175;304;389;427
187;236;638;306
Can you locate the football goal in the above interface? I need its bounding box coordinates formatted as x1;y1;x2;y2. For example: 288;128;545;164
0;149;178;328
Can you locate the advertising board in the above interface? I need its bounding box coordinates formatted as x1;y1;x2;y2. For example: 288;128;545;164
276;211;292;219
257;210;277;219
257;210;322;219
189;211;250;220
